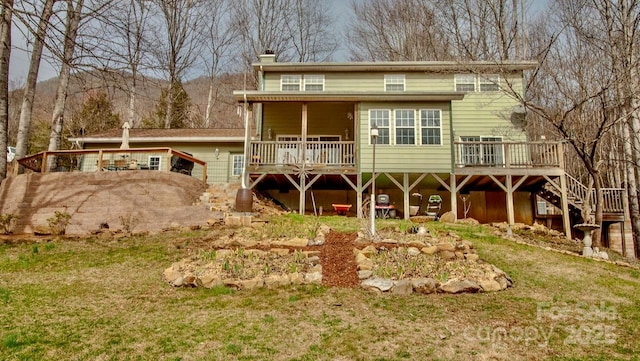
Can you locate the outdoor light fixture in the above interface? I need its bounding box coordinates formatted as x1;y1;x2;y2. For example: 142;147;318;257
268;128;273;140
345;128;349;140
370;122;379;236
215;148;220;159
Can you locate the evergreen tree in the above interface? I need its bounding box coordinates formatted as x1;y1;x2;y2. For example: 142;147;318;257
71;92;121;135
144;81;191;128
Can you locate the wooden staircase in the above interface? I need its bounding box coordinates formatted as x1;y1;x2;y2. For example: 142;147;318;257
537;173;625;222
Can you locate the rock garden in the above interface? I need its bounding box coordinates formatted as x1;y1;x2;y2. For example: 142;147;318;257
163;214;513;295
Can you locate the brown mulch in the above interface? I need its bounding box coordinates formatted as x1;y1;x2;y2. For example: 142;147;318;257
318;230;360;288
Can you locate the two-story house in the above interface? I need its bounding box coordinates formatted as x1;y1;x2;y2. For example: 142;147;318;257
233;53;611;241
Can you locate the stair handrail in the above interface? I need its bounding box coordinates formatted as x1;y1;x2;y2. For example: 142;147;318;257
564;173;589;204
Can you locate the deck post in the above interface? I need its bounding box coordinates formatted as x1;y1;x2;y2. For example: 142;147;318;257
450;174;457;221
560;173;572;240
403;173;410;220
356;173;363;218
506;174;515;225
41;152;48;173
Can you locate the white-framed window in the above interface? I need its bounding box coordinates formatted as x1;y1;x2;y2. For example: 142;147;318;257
455;74;476;92
459;136;504;165
394;109;415;145
384;74;405;91
304;75;324;91
369;109;390;144
232;154;244;176
420;109;442;145
281;75;302;91
479;74;500;92
149;156;161;170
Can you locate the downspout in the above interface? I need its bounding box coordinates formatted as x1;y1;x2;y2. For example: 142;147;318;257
241;72;250;189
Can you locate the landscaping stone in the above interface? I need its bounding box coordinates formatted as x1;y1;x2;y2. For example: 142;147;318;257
307;255;321;266
273;237;308;247
407;247;421;256
239;278;264;290
264;275;290;288
270;248;289;256
421;245;438;255
362;277;394;292
225;216;241;226
361;245;377;256
289;272;304;284
437;243;456;252
478;278;503;292
439;211;456;223
408;240;426;248
358;270;373;279
465;253;480;262
440;251;456;260
439;279;481;294
304;272;322;284
412;278;439;294
198;274;222;289
392;279;413;295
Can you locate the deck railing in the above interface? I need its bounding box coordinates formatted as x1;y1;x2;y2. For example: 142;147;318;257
16;148;208;183
565;173;625;214
250;141;356;168
454;141;563;168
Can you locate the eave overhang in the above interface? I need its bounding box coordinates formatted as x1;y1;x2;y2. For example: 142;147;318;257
252;61;538;73
233;91;466;103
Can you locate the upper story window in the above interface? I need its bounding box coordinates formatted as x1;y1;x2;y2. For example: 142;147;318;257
384;74;405;91
281;75;302;91
395;109;415;145
420;110;442;145
479;74;500;91
455;74;476;92
456;74;501;92
304;75;324;91
369;109;390;144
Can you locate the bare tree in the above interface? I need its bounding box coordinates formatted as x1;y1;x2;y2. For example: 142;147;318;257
287;0;337;62
437;0;524;60
47;0;83;153
0;0;13;181
199;0;238;127
14;0;56;172
347;0;450;61
150;0;202;128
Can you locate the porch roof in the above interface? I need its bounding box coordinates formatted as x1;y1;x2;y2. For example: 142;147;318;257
233;91;465;103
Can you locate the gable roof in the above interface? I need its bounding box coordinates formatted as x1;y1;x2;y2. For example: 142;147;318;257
69;128;245;144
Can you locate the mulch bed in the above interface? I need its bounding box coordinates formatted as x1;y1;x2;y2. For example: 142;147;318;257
318;231;360;288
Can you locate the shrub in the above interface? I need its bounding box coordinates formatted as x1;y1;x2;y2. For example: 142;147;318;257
0;213;18;234
47;211;72;236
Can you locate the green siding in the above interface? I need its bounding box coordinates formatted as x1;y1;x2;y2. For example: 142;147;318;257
263;102;354;139
451;73;525;141
358;102;452;173
83;142;243;183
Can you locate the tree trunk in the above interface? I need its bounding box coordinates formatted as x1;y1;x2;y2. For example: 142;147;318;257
205;81;214;128
16;0;55;172
128;77;136;127
593;174;604;248
0;0;13;181
164;81;173;128
47;0;83;156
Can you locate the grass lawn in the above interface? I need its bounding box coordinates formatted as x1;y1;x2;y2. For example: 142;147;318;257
0;216;639;360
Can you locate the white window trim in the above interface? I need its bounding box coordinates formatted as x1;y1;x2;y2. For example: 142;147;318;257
369;109;391;145
459;135;504;165
280;74;302;91
384;74;405;92
303;75;324;91
419;109;443;146
148;155;161;170
454;74;476;92
394;109;416;146
232;154;244;176
479;74;500;92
